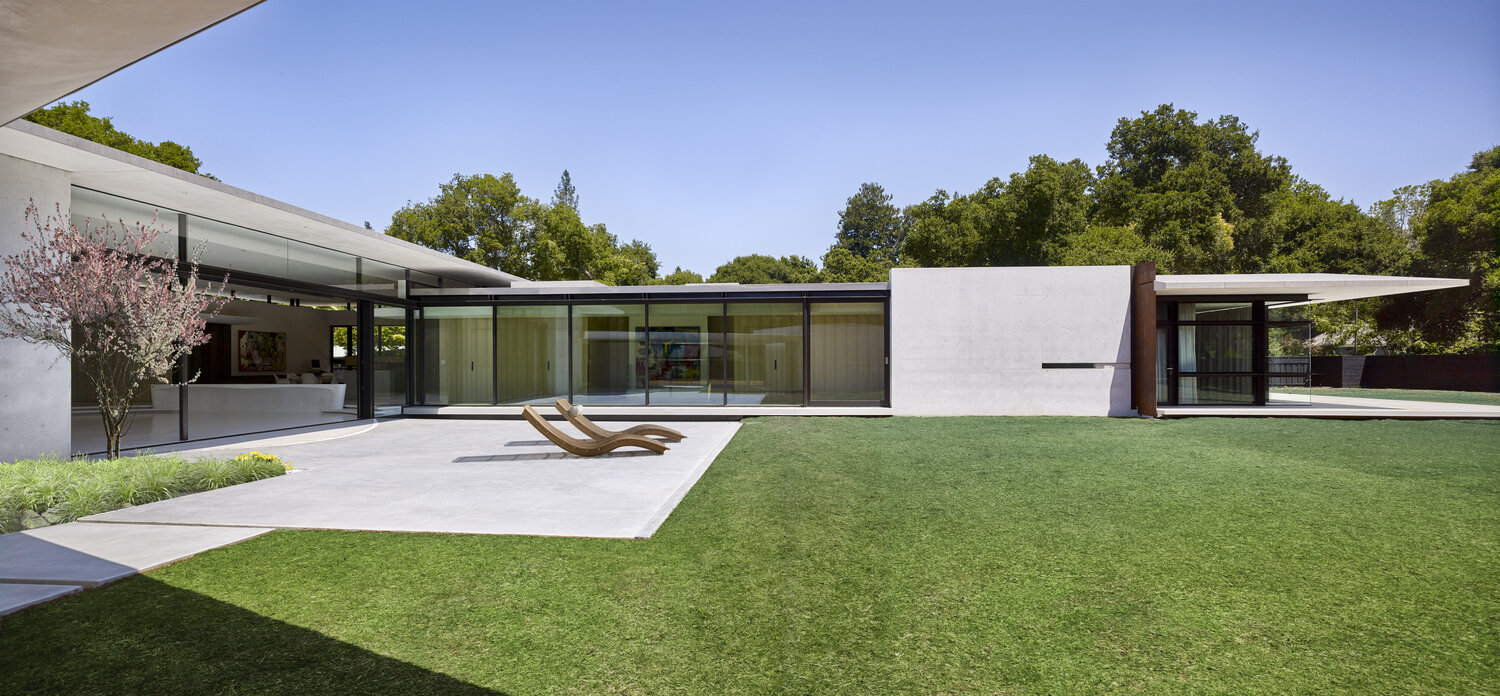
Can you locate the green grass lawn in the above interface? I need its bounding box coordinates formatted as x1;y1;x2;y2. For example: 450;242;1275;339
1295;386;1500;407
2;418;1497;694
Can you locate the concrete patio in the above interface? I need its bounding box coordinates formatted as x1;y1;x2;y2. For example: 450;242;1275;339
1;416;739;615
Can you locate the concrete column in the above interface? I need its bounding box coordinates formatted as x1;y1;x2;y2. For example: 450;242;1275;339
0;154;72;460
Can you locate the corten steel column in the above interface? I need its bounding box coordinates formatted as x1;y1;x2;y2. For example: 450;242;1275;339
1131;262;1158;417
357;300;374;419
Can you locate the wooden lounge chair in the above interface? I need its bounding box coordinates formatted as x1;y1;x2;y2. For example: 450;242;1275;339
522;405;667;456
553;398;686;442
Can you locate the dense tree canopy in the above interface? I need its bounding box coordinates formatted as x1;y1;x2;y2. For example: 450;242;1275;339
387;171;658;285
380;106;1489;353
24;101;214;179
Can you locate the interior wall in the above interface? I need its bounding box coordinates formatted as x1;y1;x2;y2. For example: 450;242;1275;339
890;266;1134;416
0;154;72;460
217;299;349;379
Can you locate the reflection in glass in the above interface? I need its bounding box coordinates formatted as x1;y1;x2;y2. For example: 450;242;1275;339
647;304;723;405
1178;302;1252;321
373;306;407;414
1178;376;1254;404
421;306;493;404
728;303;804;406
572;304;646;405
496;306;568;405
287;240;357;288
810;302;885;403
1268;323;1312;405
1156;327;1169;404
70;187;180;259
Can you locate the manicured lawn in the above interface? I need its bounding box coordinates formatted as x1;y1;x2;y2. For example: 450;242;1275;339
2;418;1497;694
1297;386;1500;407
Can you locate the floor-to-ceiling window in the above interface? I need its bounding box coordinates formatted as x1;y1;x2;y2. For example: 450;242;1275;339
496;305;568;404
571;304;647;405
810;302;886;404
1156;299;1312;406
415;296;888;408
420;306;493;405
727;303;804;405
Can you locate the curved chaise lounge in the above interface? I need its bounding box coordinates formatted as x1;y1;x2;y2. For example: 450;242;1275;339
554;398;686;442
522;405;667;456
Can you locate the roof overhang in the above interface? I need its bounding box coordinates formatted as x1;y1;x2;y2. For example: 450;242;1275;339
0;120;523;287
1156;273;1468;304
0;0;264;125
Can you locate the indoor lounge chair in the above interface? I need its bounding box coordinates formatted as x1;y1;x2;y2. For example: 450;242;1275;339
553;398;686;442
522;405;667;456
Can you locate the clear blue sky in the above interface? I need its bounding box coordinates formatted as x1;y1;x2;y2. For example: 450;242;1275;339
64;0;1499;276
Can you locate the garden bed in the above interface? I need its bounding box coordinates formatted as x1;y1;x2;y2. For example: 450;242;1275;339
0;452;290;533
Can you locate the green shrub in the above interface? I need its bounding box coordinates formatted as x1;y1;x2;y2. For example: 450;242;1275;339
0;451;291;532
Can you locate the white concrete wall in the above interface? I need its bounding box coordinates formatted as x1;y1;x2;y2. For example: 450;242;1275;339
890;266;1134;416
0;154;72;459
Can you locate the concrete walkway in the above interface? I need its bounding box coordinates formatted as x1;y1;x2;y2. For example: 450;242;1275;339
1160;393;1500;419
2;417;740;615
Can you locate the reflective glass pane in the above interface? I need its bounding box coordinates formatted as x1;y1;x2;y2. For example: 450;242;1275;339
1176;325;1253;373
1155;327;1169;404
1268;323;1313;405
420;306;492;404
1267;303;1310;321
572;304;646;405
362;259;406;298
728;303;804;406
70;187;179;259
1178;302;1252;321
1178;376;1254;404
496;306;568;405
288;240;358;288
373;306;407;415
810;302;885;402
189;215;290;277
647;304;723;405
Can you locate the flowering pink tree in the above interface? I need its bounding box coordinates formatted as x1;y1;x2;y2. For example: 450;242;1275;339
0;201;228;458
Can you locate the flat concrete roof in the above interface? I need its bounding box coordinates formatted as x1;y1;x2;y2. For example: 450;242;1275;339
0;0;263;125
0;120;523;287
414;281;890;299
1156;273;1468;304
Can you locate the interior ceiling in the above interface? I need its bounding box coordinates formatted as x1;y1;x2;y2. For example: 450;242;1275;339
0;0;263;125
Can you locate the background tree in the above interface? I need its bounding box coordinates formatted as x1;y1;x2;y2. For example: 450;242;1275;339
24;101;215;179
0;202;227;458
553;170;579;212
1376;146;1499;352
1094;105;1291;272
387;172;659;285
708;255;821;284
832;183;906;264
648;267;705;285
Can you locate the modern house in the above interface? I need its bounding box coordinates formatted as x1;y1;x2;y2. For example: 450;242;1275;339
0;1;1470;461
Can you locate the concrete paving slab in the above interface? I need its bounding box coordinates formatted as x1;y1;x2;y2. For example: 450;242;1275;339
1162;393;1500;419
0;583;82;616
0;522;274;587
85;418;741;538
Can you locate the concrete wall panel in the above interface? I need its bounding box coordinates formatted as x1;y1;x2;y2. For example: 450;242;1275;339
0;154;72;459
890;266;1134;416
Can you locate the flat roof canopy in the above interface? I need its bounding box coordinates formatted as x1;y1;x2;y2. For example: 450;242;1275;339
0;0;263;125
0;121;523;287
1156;273;1467;304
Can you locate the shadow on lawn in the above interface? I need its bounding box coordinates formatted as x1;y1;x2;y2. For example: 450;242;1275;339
0;574;503;696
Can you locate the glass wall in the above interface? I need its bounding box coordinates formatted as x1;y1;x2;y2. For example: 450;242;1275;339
810;302;886;403
647;303;724;405
572;304;646;405
496;306;568;404
421;306;493;404
71;186;179;259
373;305;408;415
413;299;887;408
727;303;804;406
1156;300;1313;407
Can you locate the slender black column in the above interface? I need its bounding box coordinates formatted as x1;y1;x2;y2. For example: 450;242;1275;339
177;213;190;441
357;300;375;419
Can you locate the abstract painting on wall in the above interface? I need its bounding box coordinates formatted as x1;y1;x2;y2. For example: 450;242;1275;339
238;330;287;372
